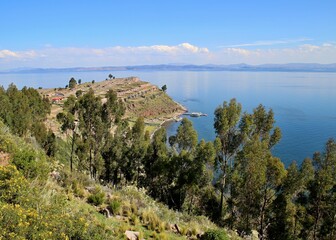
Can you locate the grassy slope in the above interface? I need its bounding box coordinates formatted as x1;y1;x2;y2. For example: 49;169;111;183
0;121;239;240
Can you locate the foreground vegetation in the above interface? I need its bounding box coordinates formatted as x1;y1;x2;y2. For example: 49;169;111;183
0;80;335;239
0;120;233;239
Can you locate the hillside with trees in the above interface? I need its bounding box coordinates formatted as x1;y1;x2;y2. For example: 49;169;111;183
0;81;335;239
38;77;186;136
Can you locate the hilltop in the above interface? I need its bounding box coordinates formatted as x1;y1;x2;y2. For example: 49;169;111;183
38;77;186;135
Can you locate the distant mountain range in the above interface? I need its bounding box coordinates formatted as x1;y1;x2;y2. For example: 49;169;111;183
2;63;336;73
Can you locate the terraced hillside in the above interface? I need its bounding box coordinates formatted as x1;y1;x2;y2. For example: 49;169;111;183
38;77;186;134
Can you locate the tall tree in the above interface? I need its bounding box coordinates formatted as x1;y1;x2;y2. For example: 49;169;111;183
143;127;170;201
171;118;198;153
213;98;242;219
126;117;149;186
184;139;216;214
268;159;314;240
231;136;286;238
167;118;199;210
308;139;336;239
69;77;77;88
228;104;283;237
77;89;104;178
56;94;79;171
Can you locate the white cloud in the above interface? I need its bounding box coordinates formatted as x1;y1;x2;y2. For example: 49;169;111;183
212;43;336;64
0;42;335;70
0;49;38;59
0;50;19;58
221;38;312;48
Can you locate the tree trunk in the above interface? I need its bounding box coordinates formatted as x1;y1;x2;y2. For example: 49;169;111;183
70;130;75;172
89;147;93;179
136;158;140;188
219;157;227;219
313;200;321;240
259;193;267;240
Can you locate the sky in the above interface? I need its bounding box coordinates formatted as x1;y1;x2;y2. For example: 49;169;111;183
0;0;335;70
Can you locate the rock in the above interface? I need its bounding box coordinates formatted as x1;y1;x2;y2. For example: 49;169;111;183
125;230;139;240
196;232;204;239
49;170;60;180
99;208;111;218
85;186;96;192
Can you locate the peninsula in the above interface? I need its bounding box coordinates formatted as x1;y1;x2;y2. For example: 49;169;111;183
38;77;186;135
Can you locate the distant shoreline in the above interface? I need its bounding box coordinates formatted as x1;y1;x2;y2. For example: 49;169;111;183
2;63;336;74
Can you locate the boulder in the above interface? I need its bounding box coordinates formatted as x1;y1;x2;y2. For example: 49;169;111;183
125;230;139;240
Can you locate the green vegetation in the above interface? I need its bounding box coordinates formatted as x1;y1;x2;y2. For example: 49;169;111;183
0;82;335;239
69;77;77;89
161;84;167;92
87;186;105;206
200;229;229;240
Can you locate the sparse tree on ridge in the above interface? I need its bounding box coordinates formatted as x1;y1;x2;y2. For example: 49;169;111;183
161;84;167;92
69;77;77;89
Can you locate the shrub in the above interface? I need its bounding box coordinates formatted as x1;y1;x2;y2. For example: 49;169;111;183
108;199;122;215
130;214;140;225
72;180;85;198
122;203;132;217
12;148;49;180
153;232;169;240
75;90;83;98
130;201;138;215
141;209;162;231
0;165;28;204
200;229;229;240
87;187;105;206
179;225;188;236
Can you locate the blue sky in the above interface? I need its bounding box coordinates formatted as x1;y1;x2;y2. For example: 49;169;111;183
0;0;335;69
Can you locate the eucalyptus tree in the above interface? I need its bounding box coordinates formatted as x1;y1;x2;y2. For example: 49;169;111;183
0;86;13;128
307;139;336;239
228;104;284;238
213;98;242;219
76;89;104;178
100;90;126;184
102;89;125;126
167;118;200;210
171;117;198;153
56;95;78;172
143;127;170;201
268;158;314;240
184;139;216;214
6;84;31;136
126;117;149;186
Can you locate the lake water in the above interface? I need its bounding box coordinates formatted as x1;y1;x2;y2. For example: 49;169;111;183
1;70;336;166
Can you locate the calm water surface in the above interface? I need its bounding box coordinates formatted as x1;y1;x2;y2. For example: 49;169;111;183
1;71;336;166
